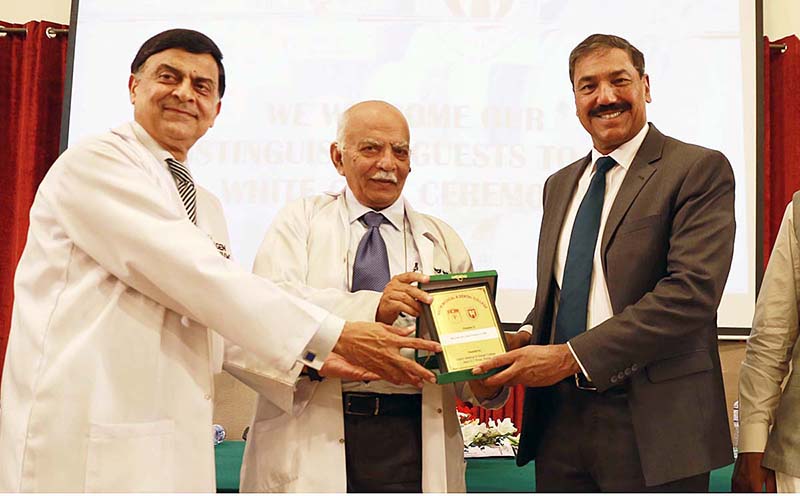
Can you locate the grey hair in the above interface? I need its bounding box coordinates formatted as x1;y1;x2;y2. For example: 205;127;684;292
334;110;350;151
333;100;409;152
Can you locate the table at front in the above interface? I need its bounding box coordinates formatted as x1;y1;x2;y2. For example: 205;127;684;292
215;441;733;492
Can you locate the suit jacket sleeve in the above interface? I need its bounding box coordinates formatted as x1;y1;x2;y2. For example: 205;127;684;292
738;203;800;453
569;148;735;391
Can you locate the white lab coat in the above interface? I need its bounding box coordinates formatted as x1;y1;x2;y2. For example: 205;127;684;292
0;123;334;492
236;192;502;492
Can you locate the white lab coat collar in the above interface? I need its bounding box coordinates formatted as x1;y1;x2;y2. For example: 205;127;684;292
128;121;186;168
343;186;404;232
326;188;439;275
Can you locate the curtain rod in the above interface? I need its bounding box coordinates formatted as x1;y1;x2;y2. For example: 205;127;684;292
770;43;788;54
0;26;69;38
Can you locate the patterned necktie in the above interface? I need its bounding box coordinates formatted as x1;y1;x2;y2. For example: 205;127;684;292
166;158;197;224
554;156;617;344
351;212;391;292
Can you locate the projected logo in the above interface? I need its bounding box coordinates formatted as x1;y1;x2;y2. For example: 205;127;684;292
444;0;514;18
434;0;559;61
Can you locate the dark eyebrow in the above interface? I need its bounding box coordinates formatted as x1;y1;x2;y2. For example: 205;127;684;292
153;63;216;89
575;74;597;86
609;69;633;78
153;63;180;75
576;68;634;86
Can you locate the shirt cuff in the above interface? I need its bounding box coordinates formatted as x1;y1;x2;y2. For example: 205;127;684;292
567;341;591;381
738;422;769;453
299;313;345;370
518;324;533;334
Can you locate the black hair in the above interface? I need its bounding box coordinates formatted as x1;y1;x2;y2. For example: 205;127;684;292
569;34;645;86
130;28;225;97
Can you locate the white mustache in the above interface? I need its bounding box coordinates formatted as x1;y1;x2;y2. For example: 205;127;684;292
370;171;398;184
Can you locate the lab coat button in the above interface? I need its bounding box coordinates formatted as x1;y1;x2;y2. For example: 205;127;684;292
339;438;345;444
437;408;442;414
204;394;211;401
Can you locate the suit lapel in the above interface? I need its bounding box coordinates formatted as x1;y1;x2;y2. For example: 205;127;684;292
539;155;590;276
535;154;589;338
600;125;665;263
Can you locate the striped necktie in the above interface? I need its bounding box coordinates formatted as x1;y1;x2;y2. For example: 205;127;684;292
166;158;197;224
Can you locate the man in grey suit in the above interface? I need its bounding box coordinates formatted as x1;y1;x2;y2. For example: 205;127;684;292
474;33;735;491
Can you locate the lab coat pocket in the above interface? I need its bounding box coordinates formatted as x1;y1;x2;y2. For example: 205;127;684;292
250;412;299;490
85;419;175;492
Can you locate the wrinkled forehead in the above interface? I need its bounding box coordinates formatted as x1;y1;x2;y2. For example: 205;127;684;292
574;47;637;76
346;106;409;142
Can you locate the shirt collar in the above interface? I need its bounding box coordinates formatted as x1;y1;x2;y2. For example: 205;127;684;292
590;122;649;172
130;121;185;167
344;186;404;231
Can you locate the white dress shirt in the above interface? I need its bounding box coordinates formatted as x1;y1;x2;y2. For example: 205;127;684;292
341;186;423;394
552;124;650;376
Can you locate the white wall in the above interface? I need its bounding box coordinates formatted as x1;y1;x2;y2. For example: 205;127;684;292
3;0;70;24
764;0;800;39
3;1;796;43
3;0;798;33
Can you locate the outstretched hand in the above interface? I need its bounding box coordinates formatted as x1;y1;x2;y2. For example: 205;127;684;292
472;344;579;388
319;352;380;382
334;321;441;388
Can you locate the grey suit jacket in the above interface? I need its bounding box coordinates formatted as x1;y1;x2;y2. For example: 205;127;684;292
516;124;735;486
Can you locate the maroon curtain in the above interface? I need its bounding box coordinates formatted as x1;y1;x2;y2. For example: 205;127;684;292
764;35;800;266
0;20;68;379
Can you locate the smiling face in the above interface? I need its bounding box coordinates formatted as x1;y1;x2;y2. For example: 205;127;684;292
129;48;221;161
330;101;411;210
572;47;651;154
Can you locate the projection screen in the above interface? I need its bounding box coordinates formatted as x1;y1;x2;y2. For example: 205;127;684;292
64;0;759;329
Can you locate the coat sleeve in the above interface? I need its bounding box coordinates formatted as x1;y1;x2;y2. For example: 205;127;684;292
569;148;736;391
738;203;800;453
225;196;380;413
44;137;338;377
251;197;381;321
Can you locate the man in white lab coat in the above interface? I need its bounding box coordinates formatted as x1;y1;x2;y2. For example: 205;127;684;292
237;101;516;492
0;30;439;493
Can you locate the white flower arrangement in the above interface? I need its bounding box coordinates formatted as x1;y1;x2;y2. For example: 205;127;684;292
457;410;519;457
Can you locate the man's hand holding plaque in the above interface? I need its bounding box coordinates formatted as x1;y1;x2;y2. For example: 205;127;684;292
416;271;509;384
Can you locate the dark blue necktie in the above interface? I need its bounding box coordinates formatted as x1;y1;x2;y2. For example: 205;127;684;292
351;212;391;292
554;156;617;344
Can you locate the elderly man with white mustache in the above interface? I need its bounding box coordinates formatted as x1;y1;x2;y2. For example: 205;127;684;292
236;100;512;493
